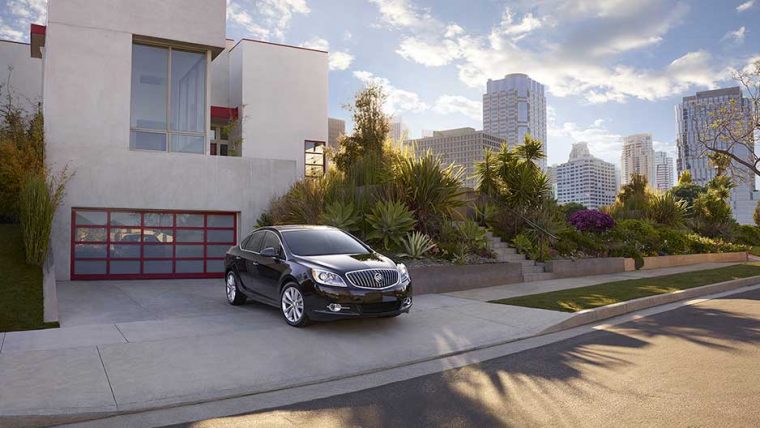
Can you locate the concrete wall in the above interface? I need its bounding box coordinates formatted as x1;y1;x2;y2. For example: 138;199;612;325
546;258;629;278
48;0;226;50
410;263;523;295
632;252;748;271
235;40;328;176
0;41;42;112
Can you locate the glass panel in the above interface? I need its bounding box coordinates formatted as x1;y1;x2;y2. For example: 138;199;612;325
144;213;173;227
110;228;142;243
110;261;140;274
170;49;206;133
177;214;203;227
144;260;173;274
144;228;174;243
176;230;203;242
206;244;231;258
206;259;224;273
144;245;173;258
207;229;233;243
75;211;107;226
131;44;168;130
110;211;141;226
110;244;141;258
171;134;205;154
75;228;106;242
176;260;204;273
74;244;107;258
75;260;106;275
243;231;265;252
207;214;233;228
130;131;167;151
176;245;203;257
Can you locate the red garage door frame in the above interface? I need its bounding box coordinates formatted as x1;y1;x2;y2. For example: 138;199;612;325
70;208;237;280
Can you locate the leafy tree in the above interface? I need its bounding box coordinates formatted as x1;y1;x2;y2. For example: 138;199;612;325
331;83;390;177
691;175;736;238
754;200;760;228
610;174;652;220
672;171;706;217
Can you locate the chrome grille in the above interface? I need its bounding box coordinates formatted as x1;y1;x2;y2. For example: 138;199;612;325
345;269;399;289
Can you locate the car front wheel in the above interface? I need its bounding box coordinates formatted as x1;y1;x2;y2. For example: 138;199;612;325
226;271;247;305
281;283;309;327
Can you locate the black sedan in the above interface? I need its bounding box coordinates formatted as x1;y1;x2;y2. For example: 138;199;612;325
224;225;413;327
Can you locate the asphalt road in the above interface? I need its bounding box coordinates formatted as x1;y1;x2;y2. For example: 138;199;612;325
174;289;760;427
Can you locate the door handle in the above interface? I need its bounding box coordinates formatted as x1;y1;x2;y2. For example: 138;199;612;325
235;256;241;260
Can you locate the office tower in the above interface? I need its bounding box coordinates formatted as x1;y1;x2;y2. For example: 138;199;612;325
328;117;345;147
555;142;617;209
620;133;656;186
654;151;675;191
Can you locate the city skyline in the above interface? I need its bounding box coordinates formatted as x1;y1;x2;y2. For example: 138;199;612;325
1;0;757;169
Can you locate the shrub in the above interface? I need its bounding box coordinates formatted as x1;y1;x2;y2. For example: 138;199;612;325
365;200;416;251
612;219;660;256
255;211;273;228
269;178;325;225
685;234;747;254
18;170;69;266
455;219;489;254
656;227;689;255
734;224;760;246
568;209;615;233
562;202;586;221
320;201;360;231
755;201;760;228
399;231;436;259
648;192;687;226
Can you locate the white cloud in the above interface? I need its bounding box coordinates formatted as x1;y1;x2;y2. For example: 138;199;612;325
737;0;755;12
722;26;746;43
0;0;47;42
432;95;482;120
329;51;354;70
493;9;543;41
396;37;460;66
302;36;329;51
367;0;431;28
227;0;309;41
353;70;429;115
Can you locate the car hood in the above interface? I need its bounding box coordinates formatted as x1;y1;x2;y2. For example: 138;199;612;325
294;252;396;273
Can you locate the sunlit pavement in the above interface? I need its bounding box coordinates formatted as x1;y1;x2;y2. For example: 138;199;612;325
172;288;760;428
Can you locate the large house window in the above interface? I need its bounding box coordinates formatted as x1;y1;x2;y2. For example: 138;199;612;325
130;44;207;154
305;140;326;178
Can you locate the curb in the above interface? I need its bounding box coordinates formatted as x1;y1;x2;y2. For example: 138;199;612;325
539;275;760;335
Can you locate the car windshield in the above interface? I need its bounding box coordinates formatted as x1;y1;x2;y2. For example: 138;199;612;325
282;229;369;256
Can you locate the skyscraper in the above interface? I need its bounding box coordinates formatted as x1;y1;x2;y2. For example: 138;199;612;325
620;133;656;186
483;73;547;170
676;87;757;224
389;117;409;145
654;151;675;191
555;142;617;209
409;128;505;189
328;117;345;147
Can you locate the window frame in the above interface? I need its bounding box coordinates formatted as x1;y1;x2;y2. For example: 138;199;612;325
130;42;210;155
304;140;326;178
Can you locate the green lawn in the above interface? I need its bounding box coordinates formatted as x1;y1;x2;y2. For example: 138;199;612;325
492;263;760;313
0;223;58;332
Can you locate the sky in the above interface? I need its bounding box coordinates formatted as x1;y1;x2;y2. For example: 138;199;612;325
1;0;758;168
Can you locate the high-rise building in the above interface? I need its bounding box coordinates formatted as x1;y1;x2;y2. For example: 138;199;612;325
409;127;505;188
676;87;756;224
654;151;675;191
483;73;547;170
389;117;409;145
554;142;617;209
620;133;656;186
328;117;345;147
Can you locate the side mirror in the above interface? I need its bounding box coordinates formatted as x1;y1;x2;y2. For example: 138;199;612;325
260;247;278;258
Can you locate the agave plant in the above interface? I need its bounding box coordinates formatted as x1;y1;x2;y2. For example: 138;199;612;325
399;231;436;259
366;200;416;250
455;219;489;253
320;200;360;231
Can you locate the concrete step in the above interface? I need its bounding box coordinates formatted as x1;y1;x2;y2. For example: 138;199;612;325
490;240;508;249
496;254;526;263
522;272;557;282
492;247;517;255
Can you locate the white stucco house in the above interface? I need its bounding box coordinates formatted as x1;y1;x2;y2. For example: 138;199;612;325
0;0;328;281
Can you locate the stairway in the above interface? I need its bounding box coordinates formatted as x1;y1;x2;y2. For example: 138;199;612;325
483;229;556;282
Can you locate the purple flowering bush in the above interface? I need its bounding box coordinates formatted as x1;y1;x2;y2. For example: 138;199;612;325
568;209;615;233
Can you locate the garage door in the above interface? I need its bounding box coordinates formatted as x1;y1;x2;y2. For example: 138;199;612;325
71;208;236;280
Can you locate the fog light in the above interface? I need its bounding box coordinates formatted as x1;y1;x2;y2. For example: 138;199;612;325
402;297;412;308
327;303;343;312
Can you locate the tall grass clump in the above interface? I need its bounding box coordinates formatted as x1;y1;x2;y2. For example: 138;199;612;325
18;170;69;266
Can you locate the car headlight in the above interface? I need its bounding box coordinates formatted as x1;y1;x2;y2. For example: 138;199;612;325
397;263;410;285
311;268;347;287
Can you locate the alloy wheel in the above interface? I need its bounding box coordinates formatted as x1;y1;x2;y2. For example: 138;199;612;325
226;273;236;303
281;287;304;323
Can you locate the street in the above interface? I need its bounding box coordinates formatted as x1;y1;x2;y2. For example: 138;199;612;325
173;288;760;427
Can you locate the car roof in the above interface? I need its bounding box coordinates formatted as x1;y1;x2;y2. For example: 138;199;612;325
264;225;338;233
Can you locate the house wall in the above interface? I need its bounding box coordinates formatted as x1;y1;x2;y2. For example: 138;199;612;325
0;40;42;112
235;41;328;175
43;0;300;280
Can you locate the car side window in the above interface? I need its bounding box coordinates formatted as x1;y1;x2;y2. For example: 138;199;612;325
242;231;265;252
263;231;285;258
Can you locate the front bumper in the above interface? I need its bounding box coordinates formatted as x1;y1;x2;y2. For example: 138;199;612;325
305;280;413;320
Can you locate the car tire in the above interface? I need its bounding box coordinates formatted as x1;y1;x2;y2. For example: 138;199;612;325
225;271;247;306
281;283;310;327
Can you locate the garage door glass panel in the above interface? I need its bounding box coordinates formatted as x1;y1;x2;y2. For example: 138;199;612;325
72;209;236;279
